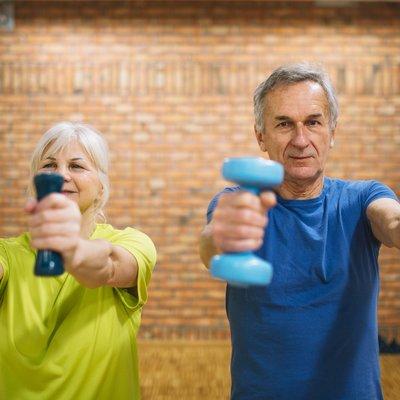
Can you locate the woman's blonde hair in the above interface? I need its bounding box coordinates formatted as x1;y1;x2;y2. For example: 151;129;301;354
28;121;110;221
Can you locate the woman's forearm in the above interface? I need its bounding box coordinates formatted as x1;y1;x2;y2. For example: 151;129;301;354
66;239;114;288
67;239;139;289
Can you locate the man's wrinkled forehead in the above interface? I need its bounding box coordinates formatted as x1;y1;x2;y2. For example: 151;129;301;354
264;81;330;118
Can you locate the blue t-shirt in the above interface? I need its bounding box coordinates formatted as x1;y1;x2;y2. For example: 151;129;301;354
207;177;398;400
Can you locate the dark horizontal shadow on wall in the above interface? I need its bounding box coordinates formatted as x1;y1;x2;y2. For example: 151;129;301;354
14;1;400;28
0;61;399;96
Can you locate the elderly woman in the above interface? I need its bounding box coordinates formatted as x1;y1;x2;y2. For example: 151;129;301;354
0;122;156;399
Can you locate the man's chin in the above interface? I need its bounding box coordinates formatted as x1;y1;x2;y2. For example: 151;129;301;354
286;167;322;181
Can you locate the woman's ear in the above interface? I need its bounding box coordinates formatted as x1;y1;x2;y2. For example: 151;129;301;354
95;185;104;205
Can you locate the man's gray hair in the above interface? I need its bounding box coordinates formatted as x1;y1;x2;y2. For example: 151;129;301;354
253;63;339;133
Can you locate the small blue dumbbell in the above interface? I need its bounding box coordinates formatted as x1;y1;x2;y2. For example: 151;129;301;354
33;172;65;276
210;157;284;287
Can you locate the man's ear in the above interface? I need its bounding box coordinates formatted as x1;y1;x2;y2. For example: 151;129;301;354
254;124;267;152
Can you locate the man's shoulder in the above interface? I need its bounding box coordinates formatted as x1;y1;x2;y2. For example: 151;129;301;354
325;177;381;193
325;177;397;212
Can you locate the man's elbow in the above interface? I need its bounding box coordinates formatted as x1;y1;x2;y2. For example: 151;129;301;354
379;217;400;249
390;217;400;249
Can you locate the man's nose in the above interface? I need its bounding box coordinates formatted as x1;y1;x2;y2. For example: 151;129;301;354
291;122;309;148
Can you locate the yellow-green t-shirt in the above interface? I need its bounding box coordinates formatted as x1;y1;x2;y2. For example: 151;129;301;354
0;223;156;400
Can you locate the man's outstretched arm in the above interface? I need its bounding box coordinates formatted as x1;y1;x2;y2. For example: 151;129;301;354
367;198;400;249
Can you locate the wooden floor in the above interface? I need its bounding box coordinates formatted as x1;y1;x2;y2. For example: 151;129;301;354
139;341;400;400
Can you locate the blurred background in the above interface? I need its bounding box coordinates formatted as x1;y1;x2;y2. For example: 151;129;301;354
0;0;399;398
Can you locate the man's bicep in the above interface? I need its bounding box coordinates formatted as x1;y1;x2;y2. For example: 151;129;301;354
367;198;400;247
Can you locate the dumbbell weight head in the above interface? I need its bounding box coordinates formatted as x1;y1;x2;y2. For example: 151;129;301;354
222;157;284;193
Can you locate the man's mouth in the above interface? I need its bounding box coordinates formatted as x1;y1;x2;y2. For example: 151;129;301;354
289;156;313;160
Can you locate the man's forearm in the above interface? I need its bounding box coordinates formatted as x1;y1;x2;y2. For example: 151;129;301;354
199;223;219;269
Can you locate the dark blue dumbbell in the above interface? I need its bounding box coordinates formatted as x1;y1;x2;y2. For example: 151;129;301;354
34;172;64;276
210;157;284;286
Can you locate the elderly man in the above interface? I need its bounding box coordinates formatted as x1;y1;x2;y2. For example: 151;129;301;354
199;63;400;400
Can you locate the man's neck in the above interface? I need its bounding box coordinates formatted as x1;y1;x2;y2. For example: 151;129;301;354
277;174;325;200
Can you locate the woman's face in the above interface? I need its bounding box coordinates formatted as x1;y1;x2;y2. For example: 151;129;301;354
37;140;103;214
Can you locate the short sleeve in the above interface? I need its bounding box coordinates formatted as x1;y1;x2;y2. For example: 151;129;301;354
108;227;157;312
206;186;240;223
363;181;398;211
0;241;9;299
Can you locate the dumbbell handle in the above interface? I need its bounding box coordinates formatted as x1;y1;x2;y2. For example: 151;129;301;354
33;173;64;276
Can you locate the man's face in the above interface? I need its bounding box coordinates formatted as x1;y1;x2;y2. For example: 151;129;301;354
255;81;334;183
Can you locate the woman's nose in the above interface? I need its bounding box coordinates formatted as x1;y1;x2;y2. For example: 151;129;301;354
56;166;72;181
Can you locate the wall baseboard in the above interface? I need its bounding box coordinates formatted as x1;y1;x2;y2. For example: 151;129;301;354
379;334;400;354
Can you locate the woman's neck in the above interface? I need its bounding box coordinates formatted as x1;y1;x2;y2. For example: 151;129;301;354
80;211;97;239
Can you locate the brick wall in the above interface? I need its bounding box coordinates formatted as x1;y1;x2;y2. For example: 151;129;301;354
0;1;398;339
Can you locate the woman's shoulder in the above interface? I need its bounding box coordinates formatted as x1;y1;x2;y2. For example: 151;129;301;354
0;233;34;274
92;224;153;243
93;224;156;263
0;233;32;252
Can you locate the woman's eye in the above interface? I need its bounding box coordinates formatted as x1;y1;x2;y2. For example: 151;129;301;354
71;164;84;169
42;163;56;169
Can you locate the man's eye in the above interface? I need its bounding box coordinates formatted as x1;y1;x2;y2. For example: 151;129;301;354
277;121;289;128
307;120;320;126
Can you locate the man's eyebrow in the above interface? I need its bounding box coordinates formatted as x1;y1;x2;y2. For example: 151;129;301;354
306;113;324;119
274;115;292;121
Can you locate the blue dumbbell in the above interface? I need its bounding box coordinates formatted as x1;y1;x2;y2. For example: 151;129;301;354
210;157;284;286
34;172;65;276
